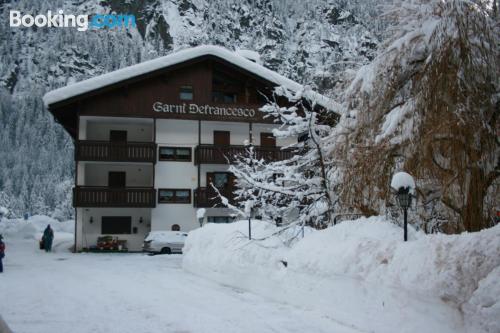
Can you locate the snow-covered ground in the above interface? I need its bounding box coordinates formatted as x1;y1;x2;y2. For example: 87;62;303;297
0;217;358;333
1;216;498;333
184;218;500;333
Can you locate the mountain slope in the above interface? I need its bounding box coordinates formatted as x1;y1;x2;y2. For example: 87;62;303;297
0;0;380;218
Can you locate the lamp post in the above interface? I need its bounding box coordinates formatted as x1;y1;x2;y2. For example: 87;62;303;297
248;214;252;240
391;171;415;242
396;187;412;242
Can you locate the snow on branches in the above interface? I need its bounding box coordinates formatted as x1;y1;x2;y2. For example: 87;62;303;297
224;86;337;229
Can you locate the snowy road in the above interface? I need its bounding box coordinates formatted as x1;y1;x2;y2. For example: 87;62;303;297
0;240;360;333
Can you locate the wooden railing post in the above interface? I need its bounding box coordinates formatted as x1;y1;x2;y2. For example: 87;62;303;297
73;187;156;208
194;144;294;165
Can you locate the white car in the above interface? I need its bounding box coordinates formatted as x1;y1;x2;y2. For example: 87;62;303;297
142;231;188;254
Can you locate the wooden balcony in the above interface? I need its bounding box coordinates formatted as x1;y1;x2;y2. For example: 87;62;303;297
194;187;236;208
194;144;294;165
73;186;156;208
75;140;156;163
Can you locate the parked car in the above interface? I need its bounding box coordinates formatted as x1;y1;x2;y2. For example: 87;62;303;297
142;231;188;254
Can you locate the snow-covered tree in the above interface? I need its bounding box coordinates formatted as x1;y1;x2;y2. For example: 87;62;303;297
333;0;499;232
228;86;339;228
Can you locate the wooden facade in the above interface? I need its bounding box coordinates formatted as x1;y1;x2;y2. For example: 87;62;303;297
48;56;289;139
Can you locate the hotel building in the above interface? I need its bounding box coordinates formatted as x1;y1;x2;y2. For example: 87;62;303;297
44;46;332;251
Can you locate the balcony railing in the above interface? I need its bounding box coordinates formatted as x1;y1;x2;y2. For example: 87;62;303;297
76;140;156;163
194;187;236;208
73;186;156;208
194;145;295;165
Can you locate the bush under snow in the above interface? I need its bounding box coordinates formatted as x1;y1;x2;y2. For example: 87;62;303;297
183;217;500;333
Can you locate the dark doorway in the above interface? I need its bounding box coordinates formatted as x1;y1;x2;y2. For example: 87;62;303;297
260;132;276;147
171;224;180;231
214;131;230;146
101;216;131;234
108;171;126;188
110;130;127;142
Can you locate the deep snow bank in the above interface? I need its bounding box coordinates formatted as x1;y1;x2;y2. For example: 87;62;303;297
183;218;500;333
0;215;74;252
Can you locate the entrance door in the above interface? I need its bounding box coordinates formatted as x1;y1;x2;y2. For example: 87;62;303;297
110;130;127;142
214;131;230;146
108;171;126;188
260;132;276;147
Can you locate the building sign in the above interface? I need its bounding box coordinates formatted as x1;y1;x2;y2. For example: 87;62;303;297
153;102;257;119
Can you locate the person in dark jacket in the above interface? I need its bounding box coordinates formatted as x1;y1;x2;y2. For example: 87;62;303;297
0;234;5;273
43;225;54;252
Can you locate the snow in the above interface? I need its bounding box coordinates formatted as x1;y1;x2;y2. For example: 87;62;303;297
196;208;206;219
0;215;74;253
391;171;416;193
183;217;500;333
0;215;74;240
144;230;188;243
463;266;500;333
375;101;414;144
235;49;262;64
43;45;339;112
0;234;360;333
2;216;498;332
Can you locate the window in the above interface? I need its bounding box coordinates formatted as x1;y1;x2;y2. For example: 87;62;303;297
159;147;192;161
101;216;131;234
213;173;229;188
179;86;193;101
207;216;233;224
207;172;233;190
212;91;237;103
158;189;191;204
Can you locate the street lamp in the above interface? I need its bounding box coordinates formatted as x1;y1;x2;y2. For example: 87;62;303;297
391;171;415;242
396;186;412;241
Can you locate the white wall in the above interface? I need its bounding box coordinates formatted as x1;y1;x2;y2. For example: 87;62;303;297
200;121;250;145
152;156;198;232
154;119;198;232
77;163;85;185
74;117;297;246
152;119;296;233
76;207;151;251
84;121;153;142
151;205;199;232
82;164;153;187
79;119;87;140
156;119;198;145
252;123;296;147
75;208;84;251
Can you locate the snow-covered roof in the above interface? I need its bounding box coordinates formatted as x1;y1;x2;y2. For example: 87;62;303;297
43;45;339;112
